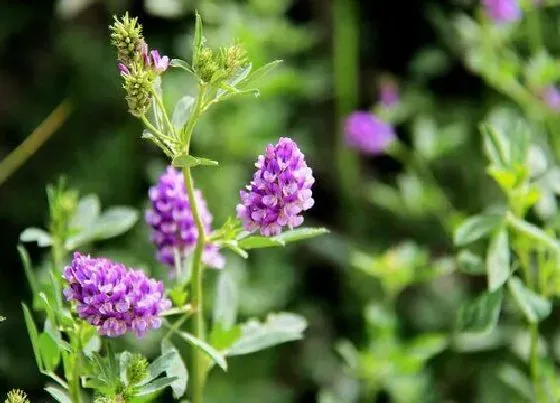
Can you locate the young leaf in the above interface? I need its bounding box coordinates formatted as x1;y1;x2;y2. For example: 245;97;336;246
177;332;228;371
227;313;307;356
161;339;188;399
20;228;52;247
70;194;101;231
457;250;486;275
487;228;510;291
171;95;195;129
172;155;219;169
456;289;503;333
240;60;283;88
192;10;204;65
22;303;43;370
508;277;552;323
142;350;177;385
39;332;61;372
453;212;503;246
45;386;72;403
17;245;39;298
170;59;193;72
222;241;248;259
481;123;509;168
273;228;329;244
136;377;178;396
210;324;242;351
237;236;285;250
213;270;238;331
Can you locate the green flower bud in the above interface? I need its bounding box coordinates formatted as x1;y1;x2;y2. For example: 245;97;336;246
219;43;248;78
126;354;149;386
193;48;221;83
122;66;156;117
5;390;29;403
109;13;144;64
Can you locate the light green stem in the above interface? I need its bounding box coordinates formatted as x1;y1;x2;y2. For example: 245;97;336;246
527;7;542;54
69;328;82;403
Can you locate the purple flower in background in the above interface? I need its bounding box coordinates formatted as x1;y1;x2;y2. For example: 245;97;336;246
150;50;169;74
146;167;224;270
482;0;521;23
237;137;315;237
63;252;171;337
542;86;560;111
344;112;396;155
379;79;399;107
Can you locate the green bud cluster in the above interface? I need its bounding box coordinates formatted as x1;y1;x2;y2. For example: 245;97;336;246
126;354;149;385
122;66;156;117
4;390;29;403
194;43;248;83
109;13;144;64
218;44;248;77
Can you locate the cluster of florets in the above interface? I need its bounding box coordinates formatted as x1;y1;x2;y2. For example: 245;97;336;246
109;14;169;117
4;390;29;403
63;252;171;337
237;137;315;236
344;112;396;155
146;167;225;270
193;43;248;83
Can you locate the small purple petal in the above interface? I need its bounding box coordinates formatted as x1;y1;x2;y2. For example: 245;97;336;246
344;112;395;155
482;0;521;24
118;63;130;76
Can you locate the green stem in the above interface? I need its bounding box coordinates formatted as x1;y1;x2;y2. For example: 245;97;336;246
529;322;542;402
506;212;560;254
69;329;82;403
526;7;542;54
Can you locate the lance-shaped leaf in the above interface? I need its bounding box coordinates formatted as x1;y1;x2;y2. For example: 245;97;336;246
456;290;503;333
172;154;219;169
177;332;227;371
508;277;552;323
22;303;43;370
162;339;188;399
20;228;52;247
272;228;329;244
453;212;504;246
487;228;511;291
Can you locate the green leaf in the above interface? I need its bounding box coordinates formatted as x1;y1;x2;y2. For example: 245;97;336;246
508;277;552;323
456;290;503;333
170;59;193;72
217;64;253;97
240;60;283;88
237;236;285;250
227;313;307;356
222;241;248;259
142;350;176;385
160;304;193;317
70;194;100;231
407;333;448;363
22;303;43;370
20;228;52;247
18;245;39;298
273;228;329;244
497;364;534;401
161;339;188;399
210;324;242;351
39;331;61;372
192;10;204;65
481;122;509;169
213;270;238;331
457;250;486;275
453;212;504;246
177;332;227;371
45;386;72;403
136;376;178;396
172;154;219;169
44;319;71;353
487;228;510;291
171;95;195;129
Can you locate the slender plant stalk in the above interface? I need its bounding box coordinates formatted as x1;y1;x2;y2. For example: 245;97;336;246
0;99;72;186
69;326;82;403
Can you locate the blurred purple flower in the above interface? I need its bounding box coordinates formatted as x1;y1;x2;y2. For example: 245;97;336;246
237;137;315;237
63;252;171;337
542;86;560;111
379;79;399;107
118;63;130;76
150;50;169;74
482;0;521;23
146;167;224;270
344;112;396;155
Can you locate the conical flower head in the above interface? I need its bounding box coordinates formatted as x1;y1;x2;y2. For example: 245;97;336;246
63;252;171;337
122;66;155;117
110;13;144;64
145;167;225;270
237;137;315;237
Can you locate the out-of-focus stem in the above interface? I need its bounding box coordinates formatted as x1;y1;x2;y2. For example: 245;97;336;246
0;100;72;186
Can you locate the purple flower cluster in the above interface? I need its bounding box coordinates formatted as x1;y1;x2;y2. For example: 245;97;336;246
542;86;560;112
482;0;521;24
118;40;169;76
237;137;315;236
344;112;396;155
146;166;224;270
63;252;171;337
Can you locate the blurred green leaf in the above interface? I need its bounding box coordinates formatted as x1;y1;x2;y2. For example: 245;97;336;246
177;332;227;371
239;60;283;89
508;277;551;323
456;290;502;333
171;95;195;129
237;236;285;249
192;10;204;65
19;228;52;247
141;350;177;386
136;376;178;396
70;194;100;231
454;212;504;246
273;228;329;244
227;313;306;356
213;270;238;331
22;303;43;370
39;331;60;372
45;386;72;403
18;245;39;300
210;324;242;352
172;154;219;168
170;59;193;72
487;228;510;291
457;250;486;275
161;339;188;399
497;364;534;401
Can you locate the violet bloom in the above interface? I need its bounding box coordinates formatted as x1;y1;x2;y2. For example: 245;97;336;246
146;167;224;270
63;252;171;337
150;50;169;74
379;79;399;107
344;112;396;155
542;86;560;112
237;137;315;237
482;0;521;23
118;62;130;77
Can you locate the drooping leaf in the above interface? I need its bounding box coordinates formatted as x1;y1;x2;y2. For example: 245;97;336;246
237;236;285;250
20;228;52;247
453;212;504;246
161;339;188;399
70;194;101;231
217;64;253;97
487;228;510;291
273;228;329;244
456;289;503;333
508;277;552;323
172;154;219;169
39;331;61;372
227;313;307;356
240;60;283;88
171;95;195;129
170;59;193;72
22;303;43;370
135;376;178;396
177;332;227;371
213;270;238;331
45;386;72;403
142;350;177;385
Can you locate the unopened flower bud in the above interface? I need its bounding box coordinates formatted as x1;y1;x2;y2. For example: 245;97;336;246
219;44;248;78
122;67;155;117
194;48;221;83
126;354;149;385
5;390;29;403
109;13;144;64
